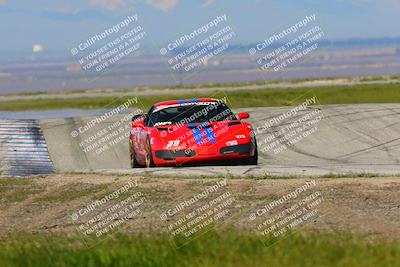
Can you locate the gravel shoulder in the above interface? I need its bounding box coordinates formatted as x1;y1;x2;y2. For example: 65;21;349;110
0;174;399;240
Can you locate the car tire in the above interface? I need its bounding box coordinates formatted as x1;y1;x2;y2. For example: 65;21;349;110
145;138;155;168
240;139;258;165
248;146;258;165
129;138;140;168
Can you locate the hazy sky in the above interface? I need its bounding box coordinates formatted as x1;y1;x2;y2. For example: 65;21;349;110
0;0;399;55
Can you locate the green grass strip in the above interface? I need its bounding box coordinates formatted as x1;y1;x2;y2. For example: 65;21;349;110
0;83;399;111
0;230;398;267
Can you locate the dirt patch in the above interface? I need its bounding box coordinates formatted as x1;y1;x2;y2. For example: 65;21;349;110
0;174;399;240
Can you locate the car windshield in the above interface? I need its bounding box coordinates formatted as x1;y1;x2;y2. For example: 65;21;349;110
147;102;236;127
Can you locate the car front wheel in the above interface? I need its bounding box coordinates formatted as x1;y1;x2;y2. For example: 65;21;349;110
129;139;140;168
145;138;155;168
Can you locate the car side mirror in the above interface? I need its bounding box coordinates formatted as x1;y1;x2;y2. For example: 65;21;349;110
238;112;250;120
132;114;144;121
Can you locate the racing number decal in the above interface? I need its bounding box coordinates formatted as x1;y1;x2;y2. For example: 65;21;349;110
166;140;180;148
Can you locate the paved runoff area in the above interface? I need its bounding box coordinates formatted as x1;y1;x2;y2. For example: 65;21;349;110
17;103;397;178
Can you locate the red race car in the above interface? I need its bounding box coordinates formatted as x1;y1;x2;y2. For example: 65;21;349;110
129;98;257;167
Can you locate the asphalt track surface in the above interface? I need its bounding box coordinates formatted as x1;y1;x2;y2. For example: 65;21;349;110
40;104;400;177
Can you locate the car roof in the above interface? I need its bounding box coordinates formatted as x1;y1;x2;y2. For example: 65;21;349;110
153;98;220;107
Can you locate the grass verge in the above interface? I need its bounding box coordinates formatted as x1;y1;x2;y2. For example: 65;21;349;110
0;83;399;111
0;178;44;204
0;230;399;267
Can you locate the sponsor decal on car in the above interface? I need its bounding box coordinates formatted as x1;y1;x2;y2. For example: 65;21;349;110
226;140;238;146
